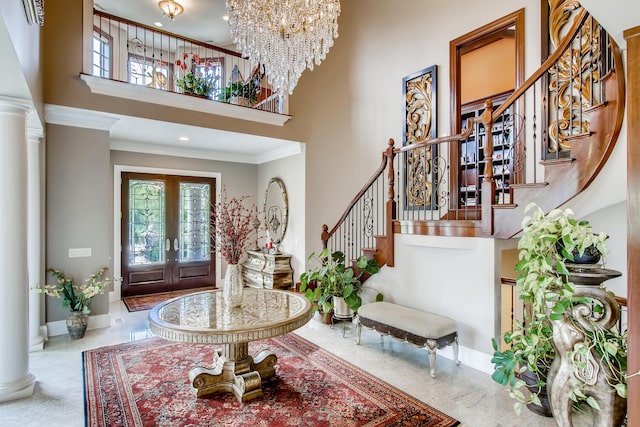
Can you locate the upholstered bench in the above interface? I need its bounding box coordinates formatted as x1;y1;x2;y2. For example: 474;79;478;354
355;301;459;378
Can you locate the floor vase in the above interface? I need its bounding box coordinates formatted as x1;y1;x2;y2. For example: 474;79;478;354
66;311;88;339
223;263;244;307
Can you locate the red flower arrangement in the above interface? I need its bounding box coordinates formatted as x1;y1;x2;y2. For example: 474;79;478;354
210;188;255;265
174;52;217;97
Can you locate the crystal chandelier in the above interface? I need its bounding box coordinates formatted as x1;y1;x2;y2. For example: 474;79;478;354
225;0;341;96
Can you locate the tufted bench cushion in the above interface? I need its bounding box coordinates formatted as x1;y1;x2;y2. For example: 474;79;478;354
356;301;459;378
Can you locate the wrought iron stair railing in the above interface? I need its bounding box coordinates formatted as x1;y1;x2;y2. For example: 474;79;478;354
321;8;625;262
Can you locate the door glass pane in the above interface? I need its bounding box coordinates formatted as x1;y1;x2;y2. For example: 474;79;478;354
129;180;166;265
179;182;211;262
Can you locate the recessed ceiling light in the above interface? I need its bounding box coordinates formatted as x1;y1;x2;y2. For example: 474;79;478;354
154;21;163;27
179;136;189;142
222;15;229;21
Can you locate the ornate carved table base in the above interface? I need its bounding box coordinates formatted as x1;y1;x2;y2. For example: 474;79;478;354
148;289;312;403
188;343;277;402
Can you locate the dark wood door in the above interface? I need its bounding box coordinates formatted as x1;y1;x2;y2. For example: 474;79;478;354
121;173;216;297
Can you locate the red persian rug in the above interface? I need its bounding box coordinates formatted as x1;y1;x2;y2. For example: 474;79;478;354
122;287;216;312
83;333;460;427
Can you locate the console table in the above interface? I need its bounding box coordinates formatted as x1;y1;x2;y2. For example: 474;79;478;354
148;288;312;402
242;250;293;290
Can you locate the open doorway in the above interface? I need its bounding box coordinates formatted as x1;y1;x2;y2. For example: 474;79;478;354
449;9;525;213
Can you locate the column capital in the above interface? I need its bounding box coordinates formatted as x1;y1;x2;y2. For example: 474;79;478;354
0;96;32;113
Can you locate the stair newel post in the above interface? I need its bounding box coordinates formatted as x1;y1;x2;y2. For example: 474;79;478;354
321;224;330;250
481;100;496;235
385;138;396;267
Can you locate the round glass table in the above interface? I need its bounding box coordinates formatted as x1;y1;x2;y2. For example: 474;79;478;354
148;288;312;402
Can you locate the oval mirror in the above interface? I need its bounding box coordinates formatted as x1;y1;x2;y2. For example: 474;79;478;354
263;177;288;248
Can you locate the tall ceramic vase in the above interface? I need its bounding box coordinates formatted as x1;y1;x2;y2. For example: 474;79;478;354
66;311;88;339
223;263;244;307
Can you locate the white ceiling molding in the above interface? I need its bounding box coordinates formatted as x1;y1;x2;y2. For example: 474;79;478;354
45;104;120;131
110;139;260;164
79;74;292;127
256;143;303;164
43;103;302;165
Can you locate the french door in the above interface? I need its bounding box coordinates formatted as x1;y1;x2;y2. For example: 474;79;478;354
121;173;216;297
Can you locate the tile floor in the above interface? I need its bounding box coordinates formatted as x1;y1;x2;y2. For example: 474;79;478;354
1;300;594;426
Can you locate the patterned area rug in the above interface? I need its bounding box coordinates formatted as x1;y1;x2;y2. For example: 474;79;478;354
83;333;460;427
122;287;216;312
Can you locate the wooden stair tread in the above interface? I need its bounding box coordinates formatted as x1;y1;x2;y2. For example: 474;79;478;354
510;182;548;189
540;158;576;166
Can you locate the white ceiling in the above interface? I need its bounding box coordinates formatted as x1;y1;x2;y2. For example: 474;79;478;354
94;0;233;47
86;1;302;163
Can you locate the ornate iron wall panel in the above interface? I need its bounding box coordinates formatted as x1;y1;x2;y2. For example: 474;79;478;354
402;65;438;210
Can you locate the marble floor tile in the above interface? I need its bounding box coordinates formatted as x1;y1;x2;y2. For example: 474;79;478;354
0;300;593;426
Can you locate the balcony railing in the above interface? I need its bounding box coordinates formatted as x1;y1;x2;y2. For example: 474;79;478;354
92;10;283;114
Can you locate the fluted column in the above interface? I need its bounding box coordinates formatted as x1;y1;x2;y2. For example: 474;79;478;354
0;97;35;402
28;132;44;351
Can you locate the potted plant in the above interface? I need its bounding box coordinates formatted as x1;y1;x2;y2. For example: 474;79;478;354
174;52;218;98
34;267;112;339
210;187;255;307
491;203;627;421
299;249;382;319
218;77;261;107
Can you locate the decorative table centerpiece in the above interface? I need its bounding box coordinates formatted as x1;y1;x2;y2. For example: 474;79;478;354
35;267;111;339
210;188;255;307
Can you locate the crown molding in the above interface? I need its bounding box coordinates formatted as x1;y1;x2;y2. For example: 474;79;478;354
110;139;260;164
44;104;120;131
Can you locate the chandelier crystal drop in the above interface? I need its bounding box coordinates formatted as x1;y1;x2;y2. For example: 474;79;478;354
225;0;341;96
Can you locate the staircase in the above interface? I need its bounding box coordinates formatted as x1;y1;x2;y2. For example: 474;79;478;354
321;9;625;265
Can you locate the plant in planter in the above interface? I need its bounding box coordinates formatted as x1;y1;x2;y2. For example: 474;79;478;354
218;77;261;106
34;267;112;339
299;249;382;319
174;52;218;98
491;203;626;420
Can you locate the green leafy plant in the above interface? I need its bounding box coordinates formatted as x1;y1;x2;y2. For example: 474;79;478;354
35;268;112;314
299;249;382;316
218;78;261;106
174;52;218;97
491;202;625;415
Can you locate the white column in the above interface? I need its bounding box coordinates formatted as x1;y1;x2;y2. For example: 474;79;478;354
28;132;45;351
0;97;35;402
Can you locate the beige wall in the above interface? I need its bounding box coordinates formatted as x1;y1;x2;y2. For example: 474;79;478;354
287;0;628;367
461;37;515;104
46;124;111;321
258;148;306;283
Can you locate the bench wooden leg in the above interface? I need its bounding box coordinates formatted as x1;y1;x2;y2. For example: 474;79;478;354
426;339;437;378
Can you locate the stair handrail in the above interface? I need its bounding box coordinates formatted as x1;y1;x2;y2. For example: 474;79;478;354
322;139;395;245
491;9;589;121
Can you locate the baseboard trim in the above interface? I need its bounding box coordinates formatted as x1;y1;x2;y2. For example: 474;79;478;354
434;344;493;375
46;313;112;337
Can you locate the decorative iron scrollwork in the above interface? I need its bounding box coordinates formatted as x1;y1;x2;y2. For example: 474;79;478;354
547;2;602;153
403;66;437;209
